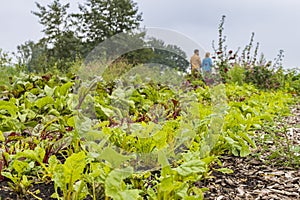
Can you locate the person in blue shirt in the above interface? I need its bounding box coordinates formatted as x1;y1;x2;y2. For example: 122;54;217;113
201;52;213;73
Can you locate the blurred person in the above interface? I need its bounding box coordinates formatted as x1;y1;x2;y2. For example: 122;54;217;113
202;52;213;73
190;49;201;77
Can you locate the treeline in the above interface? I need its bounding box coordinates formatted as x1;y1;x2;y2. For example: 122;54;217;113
10;0;188;73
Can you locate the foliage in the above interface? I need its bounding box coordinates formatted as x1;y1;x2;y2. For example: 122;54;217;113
288;71;300;94
256;122;300;168
16;0;190;75
75;0;142;51
0;49;12;68
16;41;48;73
32;0;70;45
0;69;297;199
17;0;143;73
226;64;246;85
212;15;298;91
146;38;189;72
244;64;282;89
97;35;190;74
50;152;88;200
29;0;83;72
0;66;18;90
1;11;299;199
212;15;238;81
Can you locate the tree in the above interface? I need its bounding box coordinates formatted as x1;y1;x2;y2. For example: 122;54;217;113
16;41;34;67
102;35;189;72
0;49;12;68
28;0;143;73
32;0;70;46
75;0;143;52
16;41;49;72
31;0;82;72
146;38;189;72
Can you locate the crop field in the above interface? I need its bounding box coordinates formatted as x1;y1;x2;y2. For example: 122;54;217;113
0;66;299;199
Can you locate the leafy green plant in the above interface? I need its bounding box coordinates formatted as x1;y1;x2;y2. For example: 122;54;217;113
104;167;142;200
226;64;246;85
256;121;300;168
1;160;34;198
147;155;213;200
49;152;88;200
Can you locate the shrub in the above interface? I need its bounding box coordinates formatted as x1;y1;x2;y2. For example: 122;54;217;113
226;64;246;85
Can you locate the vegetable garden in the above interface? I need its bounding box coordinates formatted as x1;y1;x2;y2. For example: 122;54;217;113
0;64;299;199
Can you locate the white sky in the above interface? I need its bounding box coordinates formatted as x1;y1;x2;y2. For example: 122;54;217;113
0;0;299;69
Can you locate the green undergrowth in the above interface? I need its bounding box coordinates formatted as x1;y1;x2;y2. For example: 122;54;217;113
0;72;297;200
253;99;300;168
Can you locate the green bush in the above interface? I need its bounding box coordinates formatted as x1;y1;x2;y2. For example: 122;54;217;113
226;64;246;85
244;65;281;89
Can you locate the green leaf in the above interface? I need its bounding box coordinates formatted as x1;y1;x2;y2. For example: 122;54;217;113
67;116;75;127
160;176;175;192
63;152;86;185
118;190;141;200
147;187;157;199
105;167;135;199
239;131;256;148
35;96;54;109
158;150;170;168
15;147;45;163
44;85;54;97
59;82;73;96
48;109;60;116
252;123;262;129
75;115;92;135
0;131;4;142
13;160;30;175
98;105;115;118
18;113;27;123
1;172;18;184
104;167;141;200
240;144;251;157
50;193;60;199
175;160;206;177
20;175;32;188
215;168;234;174
0;100;18;117
183;187;205;200
98;147;133;168
176;183;189;198
52;164;65;190
201;156;216;165
241;104;250;112
73;180;88;200
48;155;60;173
